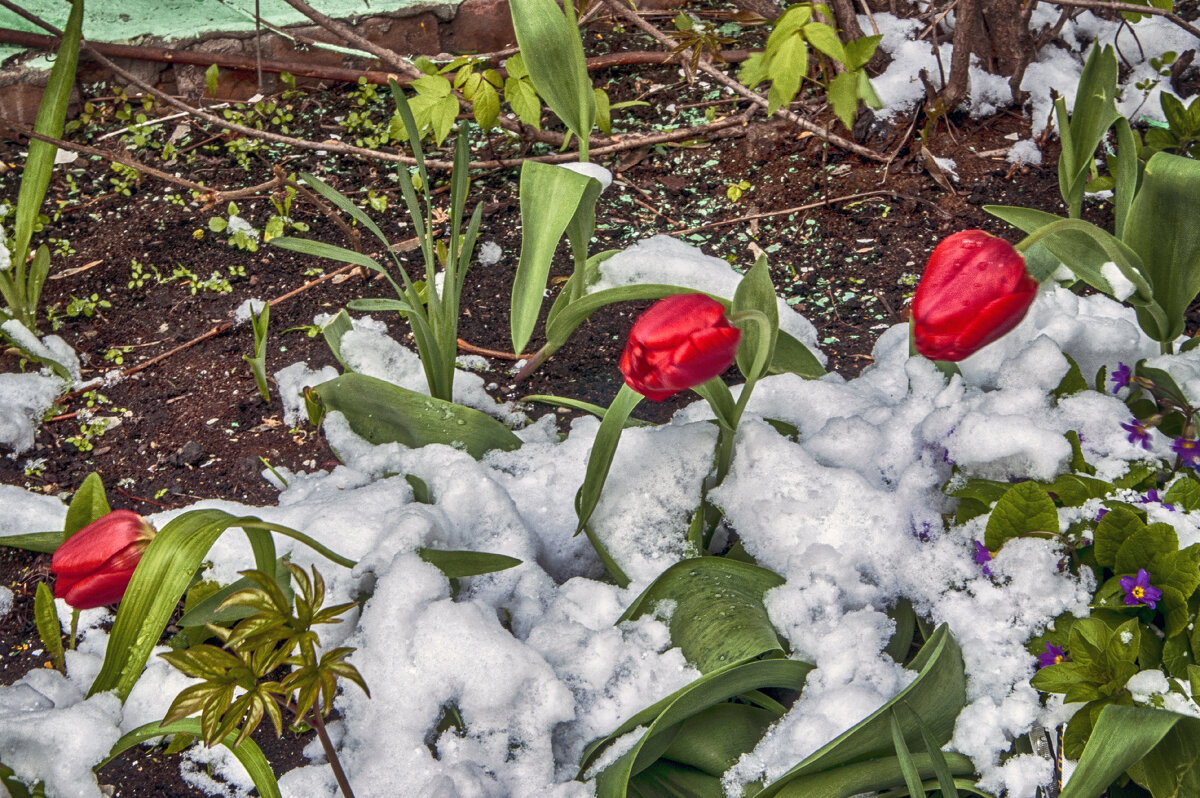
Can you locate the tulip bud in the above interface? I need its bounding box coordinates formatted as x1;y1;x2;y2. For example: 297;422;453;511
911;230;1038;362
619;294;742;401
51;509;156;610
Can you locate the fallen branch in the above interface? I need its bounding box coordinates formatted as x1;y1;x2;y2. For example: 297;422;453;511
1045;0;1200;39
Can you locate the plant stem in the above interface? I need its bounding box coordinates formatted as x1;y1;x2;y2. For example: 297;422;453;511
309;710;355;798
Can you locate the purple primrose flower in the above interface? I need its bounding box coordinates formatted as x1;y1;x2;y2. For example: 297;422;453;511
974;541;993;576
1121;419;1153;450
1120;569;1163;609
1110;362;1132;393
1172;437;1200;468
1140;489;1175;512
1038;642;1067;668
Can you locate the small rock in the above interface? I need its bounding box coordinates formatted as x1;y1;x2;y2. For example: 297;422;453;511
172;441;206;467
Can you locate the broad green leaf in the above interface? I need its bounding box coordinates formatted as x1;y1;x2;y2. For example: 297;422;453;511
732;256;779;383
511;161;602;352
827;71;859;131
1123;152;1200;342
1059;705;1199;798
584;658;816;795
1113;522;1177;575
766;34;806;114
752;625;967;797
509;0;595;152
984;482;1059;551
890;711;926;798
471;80;501;130
1112;117;1140;239
619;557;786;673
802;22;847;63
417;548;522;578
656;702;779;777
318;309;354;371
99;718;280;798
33;583;64;672
63;473;111;538
1094;505;1145;568
0;531;62;553
1164;476;1200;511
176;558;294;631
1052;353;1089;399
770;753;978;797
843;34;882;70
505;75;542;129
627;760;724;798
313;373;521;460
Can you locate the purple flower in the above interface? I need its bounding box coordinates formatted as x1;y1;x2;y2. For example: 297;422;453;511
1121;419;1153;450
1038;642;1067;668
1095;508;1109;522
1110;362;1132;393
1139;489;1175;511
1172;437;1200;467
1120;569;1163;609
974;541;993;576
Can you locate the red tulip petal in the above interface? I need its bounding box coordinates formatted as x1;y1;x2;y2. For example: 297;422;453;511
60;568;137;610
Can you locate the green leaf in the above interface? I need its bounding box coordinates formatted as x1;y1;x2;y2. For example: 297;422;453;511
470;80;501;130
1094;505;1145;568
0;531;63;554
752;625;968;797
511;161;603;352
1123;152;1200;342
575;384;643;535
983;482;1059;552
99;718;281;798
1058;44;1119;219
508;0;595;152
765;34;806;114
1112;117;1140;239
583;658;815;795
843;34;882;71
505;75;542;129
619;558;786;674
1052;353;1089;399
0;761;43;798
87;511;350;701
205;63;220;98
655;702;779;777
1114;522;1177;575
1059;705;1200;798
520;394;653;426
64;473;111;538
732;256;779;383
417;549;522;578
313;373;522;461
9;0;83;284
176;559;294;631
827;71;860;131
33;583;64;672
802;22;847;63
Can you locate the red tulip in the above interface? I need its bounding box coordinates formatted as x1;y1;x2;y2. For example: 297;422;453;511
619;294;742;401
911;230;1038;361
51;510;156;610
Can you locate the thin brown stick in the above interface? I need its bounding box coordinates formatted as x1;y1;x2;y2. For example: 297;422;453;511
456;339;531;361
602;0;887;162
1044;0;1200;39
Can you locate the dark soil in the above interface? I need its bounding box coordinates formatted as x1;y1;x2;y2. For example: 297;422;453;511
0;9;1124;794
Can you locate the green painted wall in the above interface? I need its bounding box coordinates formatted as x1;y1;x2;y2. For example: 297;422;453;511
1;0;453;64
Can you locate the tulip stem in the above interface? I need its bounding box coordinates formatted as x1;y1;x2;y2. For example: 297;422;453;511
69;609;79;651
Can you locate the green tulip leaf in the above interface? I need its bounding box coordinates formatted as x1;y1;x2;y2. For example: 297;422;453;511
417;548;523;578
732;256;780;384
618;557;786;674
1123;152;1200;343
508;0;595;153
313;373;522;461
581;657;816;796
520;394;653;426
88;510;352;701
511;162;604;352
1057;45;1120;220
64;473;111;539
175;558;295;631
33;583;65;672
751;624;966;797
1059;705;1200;798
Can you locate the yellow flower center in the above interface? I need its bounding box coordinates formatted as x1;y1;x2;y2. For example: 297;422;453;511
1054;655;1064;664
1132;586;1145;599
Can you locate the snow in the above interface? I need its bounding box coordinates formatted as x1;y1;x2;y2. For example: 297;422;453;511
0;237;1184;797
0;226;10;271
0;371;67;454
